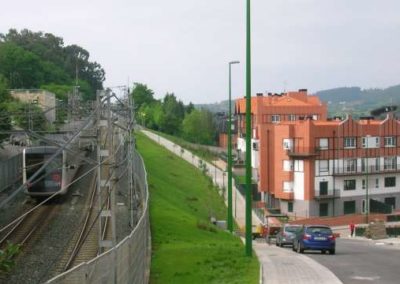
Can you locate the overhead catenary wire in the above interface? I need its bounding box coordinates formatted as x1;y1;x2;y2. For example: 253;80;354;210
0;104;100;209
0;114;129;233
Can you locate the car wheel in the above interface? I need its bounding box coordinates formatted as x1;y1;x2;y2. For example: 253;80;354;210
329;249;335;255
297;242;304;254
321;250;326;254
276;240;279;247
292;243;296;251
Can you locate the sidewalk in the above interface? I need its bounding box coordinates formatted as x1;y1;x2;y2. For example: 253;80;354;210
254;240;342;284
141;130;343;284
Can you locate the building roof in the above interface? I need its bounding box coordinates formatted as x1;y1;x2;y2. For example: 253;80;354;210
235;91;325;114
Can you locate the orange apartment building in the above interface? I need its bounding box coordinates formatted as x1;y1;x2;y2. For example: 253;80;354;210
235;90;400;217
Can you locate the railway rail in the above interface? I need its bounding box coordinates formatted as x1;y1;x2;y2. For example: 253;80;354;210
0;203;59;250
52;170;113;274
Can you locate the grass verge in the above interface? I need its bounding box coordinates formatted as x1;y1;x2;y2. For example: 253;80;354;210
137;132;259;284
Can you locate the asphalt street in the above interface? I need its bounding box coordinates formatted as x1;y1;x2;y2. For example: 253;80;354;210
297;238;400;284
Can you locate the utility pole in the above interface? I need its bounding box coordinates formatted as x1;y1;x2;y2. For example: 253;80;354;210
228;60;240;233
96;90;116;253
128;87;135;227
245;0;253;257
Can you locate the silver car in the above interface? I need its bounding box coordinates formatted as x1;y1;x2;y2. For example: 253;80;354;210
276;224;302;247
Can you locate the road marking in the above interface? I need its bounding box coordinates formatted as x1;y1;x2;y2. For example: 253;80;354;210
375;242;385;245
351;276;380;281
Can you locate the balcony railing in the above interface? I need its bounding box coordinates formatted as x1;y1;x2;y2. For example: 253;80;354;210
286;147;319;158
333;164;400;176
314;189;340;199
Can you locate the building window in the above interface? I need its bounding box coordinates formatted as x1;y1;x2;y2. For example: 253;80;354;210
344;159;357;173
283;138;293;150
288;114;296;121
375;158;380;172
271;115;280;123
362;179;366;190
361;158;366;172
288;202;293;212
283;160;293;171
344;179;356;190
319;181;328;195
252;141;259;151
375;178;379;189
343;200;356;214
344;137;356;148
384;137;396;147
362;199;367;214
385;177;396;187
362;136;380;148
318;138;328;150
294;160;304;172
384;156;396;170
384;197;396;210
283;181;294;192
319;160;329;172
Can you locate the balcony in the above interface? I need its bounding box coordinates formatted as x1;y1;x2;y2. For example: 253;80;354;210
287;147;319;158
333;164;400;176
314;189;340;200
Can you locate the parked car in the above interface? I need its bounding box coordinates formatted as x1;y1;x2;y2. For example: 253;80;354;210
276;224;302;247
292;225;336;254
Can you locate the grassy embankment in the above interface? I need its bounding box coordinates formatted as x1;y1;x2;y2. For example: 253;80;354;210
137;132;259;284
147;129;218;163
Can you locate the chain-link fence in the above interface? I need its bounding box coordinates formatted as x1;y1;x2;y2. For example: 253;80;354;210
0;153;22;192
46;151;150;284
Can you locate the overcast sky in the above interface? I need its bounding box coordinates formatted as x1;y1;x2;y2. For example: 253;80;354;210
1;0;400;104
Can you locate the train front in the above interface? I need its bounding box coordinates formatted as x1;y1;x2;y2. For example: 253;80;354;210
23;146;63;197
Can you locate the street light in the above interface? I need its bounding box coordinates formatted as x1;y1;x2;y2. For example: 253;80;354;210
228;60;240;233
245;0;252;257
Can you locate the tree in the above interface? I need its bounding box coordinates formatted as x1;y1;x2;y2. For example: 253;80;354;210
0;75;12;142
186;102;195;114
0;29;105;99
182;109;216;145
7;101;47;131
131;83;155;110
158;93;185;135
0;42;45;88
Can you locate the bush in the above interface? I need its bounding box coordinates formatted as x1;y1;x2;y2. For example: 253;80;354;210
0;242;20;273
386;226;400;237
387;214;400;222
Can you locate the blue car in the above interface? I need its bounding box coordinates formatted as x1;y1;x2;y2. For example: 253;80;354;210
292;225;336;254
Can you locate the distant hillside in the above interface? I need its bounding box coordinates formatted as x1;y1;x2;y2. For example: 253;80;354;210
195;100;230;113
197;84;400;118
316;84;400;117
316;87;363;103
316;85;400;105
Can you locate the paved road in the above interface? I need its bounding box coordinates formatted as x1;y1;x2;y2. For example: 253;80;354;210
297;238;400;284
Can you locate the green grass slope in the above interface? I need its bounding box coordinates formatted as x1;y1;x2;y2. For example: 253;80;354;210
136;132;259;284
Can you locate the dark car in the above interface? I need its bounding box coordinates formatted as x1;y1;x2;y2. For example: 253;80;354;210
292;225;336;254
276;224;302;247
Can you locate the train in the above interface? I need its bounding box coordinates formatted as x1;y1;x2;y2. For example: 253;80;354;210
22;143;85;197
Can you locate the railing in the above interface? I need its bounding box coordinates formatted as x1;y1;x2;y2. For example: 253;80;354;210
286;147;318;157
314;189;340;199
333;164;400;176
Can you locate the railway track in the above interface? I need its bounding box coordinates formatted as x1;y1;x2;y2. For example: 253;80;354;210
0;203;59;250
53;171;113;275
